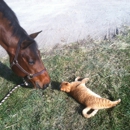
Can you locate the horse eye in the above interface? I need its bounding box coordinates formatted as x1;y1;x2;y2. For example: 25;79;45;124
28;60;35;65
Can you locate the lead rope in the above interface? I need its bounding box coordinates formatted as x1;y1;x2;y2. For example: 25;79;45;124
0;78;29;106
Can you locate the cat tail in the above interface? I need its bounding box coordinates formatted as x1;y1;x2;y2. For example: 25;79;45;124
110;99;121;107
93;98;121;109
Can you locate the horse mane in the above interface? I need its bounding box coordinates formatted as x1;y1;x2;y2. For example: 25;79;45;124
0;0;27;38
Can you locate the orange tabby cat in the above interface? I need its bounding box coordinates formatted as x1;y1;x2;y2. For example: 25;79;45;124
60;77;121;118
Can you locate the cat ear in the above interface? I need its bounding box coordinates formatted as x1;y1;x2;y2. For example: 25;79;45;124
65;82;69;86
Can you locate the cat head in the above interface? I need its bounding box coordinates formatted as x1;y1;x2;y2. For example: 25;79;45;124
60;82;71;92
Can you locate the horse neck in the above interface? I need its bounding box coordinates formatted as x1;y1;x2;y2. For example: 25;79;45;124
0;3;27;59
0;27;27;54
1;34;19;53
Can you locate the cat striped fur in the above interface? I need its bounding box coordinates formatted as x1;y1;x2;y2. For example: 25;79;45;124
60;77;121;118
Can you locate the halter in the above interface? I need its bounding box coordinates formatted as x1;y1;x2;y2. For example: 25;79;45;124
10;38;46;80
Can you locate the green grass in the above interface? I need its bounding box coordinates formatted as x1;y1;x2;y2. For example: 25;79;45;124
0;29;130;130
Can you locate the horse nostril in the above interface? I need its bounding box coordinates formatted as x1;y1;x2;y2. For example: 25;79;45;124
35;82;49;89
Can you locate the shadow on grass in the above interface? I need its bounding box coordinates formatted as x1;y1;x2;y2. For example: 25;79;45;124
51;81;61;90
0;61;33;89
75;104;85;115
0;61;21;84
50;76;85;91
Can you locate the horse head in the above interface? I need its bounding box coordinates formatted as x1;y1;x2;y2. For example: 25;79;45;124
0;0;50;89
10;31;50;89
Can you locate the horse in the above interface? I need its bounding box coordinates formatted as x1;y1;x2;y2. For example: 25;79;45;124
0;0;50;89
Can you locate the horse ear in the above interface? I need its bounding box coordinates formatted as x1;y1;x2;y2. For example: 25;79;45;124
29;31;42;39
20;40;32;49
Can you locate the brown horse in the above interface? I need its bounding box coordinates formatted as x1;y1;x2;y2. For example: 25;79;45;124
0;0;50;89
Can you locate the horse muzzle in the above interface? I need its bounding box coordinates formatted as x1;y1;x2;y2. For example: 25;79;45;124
35;82;49;90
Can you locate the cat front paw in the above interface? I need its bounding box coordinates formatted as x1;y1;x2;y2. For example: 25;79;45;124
75;77;81;81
